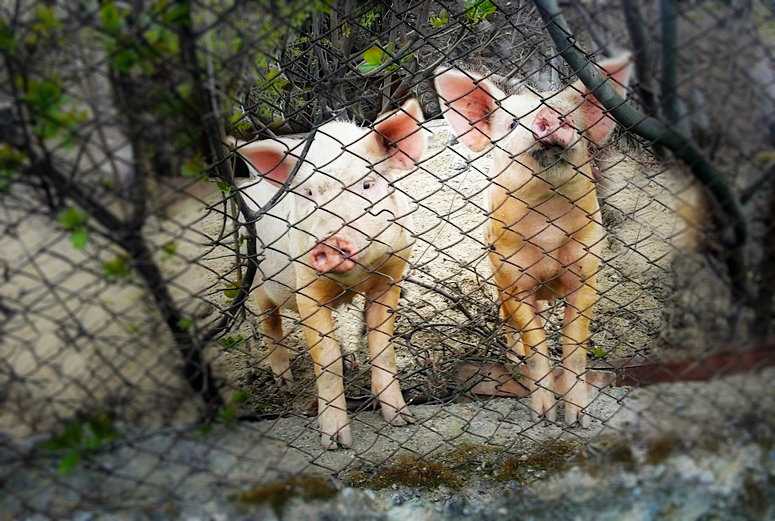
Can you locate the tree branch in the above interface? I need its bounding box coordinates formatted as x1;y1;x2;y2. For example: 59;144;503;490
659;0;680;127
622;0;659;118
25;160;224;415
533;0;750;300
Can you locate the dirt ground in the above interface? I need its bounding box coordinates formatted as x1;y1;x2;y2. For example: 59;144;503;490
2;366;773;520
0;93;767;521
0;117;729;439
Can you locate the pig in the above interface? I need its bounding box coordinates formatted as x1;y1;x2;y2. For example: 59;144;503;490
235;99;425;449
435;56;631;427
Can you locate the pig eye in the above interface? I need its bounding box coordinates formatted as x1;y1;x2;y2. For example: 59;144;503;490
304;188;313;198
362;179;374;190
509;118;519;131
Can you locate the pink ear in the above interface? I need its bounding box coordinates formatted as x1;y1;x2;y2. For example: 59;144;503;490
434;68;505;152
569;54;632;145
237;140;297;186
371;98;427;170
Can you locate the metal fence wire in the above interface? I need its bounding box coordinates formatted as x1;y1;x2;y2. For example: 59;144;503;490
2;0;775;519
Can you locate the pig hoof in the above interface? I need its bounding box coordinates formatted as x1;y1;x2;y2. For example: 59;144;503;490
383;406;415;426
274;374;295;390
343;353;359;372
530;389;557;423
564;404;591;428
320;423;352;450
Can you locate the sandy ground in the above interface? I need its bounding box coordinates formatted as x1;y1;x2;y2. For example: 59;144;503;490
0;118;723;441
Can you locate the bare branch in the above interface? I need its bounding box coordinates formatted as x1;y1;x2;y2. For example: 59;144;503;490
533;0;750;299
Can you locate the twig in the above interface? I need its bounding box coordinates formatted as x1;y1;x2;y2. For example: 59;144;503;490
404;276;510;352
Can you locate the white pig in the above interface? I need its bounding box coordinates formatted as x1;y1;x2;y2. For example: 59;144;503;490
236;99;425;449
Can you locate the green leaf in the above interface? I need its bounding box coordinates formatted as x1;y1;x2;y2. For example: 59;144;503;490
181;154;208;180
162;242;178;257
24;79;62;111
232;391;251;404
178;317;192;330
112;49;138;73
430;9;449;28
0;169;14;193
84;436;102;450
219;335;244;350
216;181;231;194
223;280;242;299
33;120;59;140
71;228;88;249
34;6;59;29
58;207;88;231
0;143;26;164
103;254;131;279
590;346;606;358
99;2;124;34
58;421;84;448
363;45;384;66
161;3;190;26
358;62;379;74
0;21;17;52
216;406;236;424
87;412;117;441
464;0;496;23
57;451;82;475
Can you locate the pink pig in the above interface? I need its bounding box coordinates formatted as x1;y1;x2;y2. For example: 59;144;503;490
237;99;425;449
435;56;631;427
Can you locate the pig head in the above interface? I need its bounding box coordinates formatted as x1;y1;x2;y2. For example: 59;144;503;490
435;56;631;427
240;101;424;281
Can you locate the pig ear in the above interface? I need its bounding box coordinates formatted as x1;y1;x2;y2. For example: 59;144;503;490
569;53;632;145
236;140;298;186
434;68;505;152
370;98;427;170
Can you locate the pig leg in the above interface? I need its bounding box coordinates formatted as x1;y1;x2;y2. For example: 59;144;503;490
501;296;526;362
499;290;557;422
365;283;414;426
261;309;294;388
556;277;597;428
297;290;351;450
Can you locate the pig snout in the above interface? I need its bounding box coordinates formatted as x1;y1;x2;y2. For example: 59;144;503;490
531;107;576;148
309;237;359;273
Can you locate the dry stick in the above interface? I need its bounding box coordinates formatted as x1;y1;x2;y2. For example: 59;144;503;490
203;14;245;321
404;276;511;353
533;0;750;300
178;19;280;348
200;19;325;345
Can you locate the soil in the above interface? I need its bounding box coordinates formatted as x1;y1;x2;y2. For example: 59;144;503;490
0;118;726;439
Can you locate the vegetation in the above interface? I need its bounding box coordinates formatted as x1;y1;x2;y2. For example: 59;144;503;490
37;413;120;475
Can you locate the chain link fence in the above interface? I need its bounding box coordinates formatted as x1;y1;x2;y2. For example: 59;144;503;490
2;0;774;519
